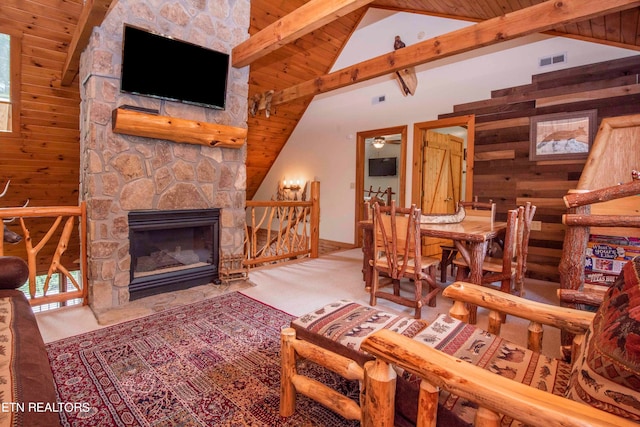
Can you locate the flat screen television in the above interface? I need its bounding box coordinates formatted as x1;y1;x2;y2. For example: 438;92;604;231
369;157;397;177
120;25;229;110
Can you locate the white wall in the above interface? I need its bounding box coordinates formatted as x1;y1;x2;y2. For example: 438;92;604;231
253;10;637;245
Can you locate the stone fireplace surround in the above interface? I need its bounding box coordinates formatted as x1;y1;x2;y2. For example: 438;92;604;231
78;0;250;316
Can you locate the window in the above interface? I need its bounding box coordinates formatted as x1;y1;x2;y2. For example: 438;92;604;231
0;30;20;135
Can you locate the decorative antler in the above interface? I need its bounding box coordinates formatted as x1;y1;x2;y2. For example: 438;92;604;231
1;180;30;224
0;180;10;198
1;180;29;244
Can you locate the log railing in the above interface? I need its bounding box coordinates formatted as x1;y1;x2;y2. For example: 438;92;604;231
0;203;88;307
244;181;320;267
557;180;640;347
558;180;640;301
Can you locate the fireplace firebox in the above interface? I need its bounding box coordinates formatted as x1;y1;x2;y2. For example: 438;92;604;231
128;209;220;300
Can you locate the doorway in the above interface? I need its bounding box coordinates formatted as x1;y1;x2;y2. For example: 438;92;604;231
354;125;407;246
412;115;475;255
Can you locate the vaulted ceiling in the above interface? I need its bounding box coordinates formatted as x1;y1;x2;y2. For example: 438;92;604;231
242;0;640;198
2;0;639;200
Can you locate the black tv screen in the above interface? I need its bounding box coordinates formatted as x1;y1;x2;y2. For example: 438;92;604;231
120;25;229;110
369;157;397;177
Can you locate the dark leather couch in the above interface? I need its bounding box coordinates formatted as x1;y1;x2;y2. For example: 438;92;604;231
0;256;62;427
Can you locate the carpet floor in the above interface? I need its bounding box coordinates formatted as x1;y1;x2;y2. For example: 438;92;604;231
46;292;359;426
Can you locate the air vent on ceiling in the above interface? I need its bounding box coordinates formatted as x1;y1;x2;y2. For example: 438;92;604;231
539;52;567;67
372;95;386;105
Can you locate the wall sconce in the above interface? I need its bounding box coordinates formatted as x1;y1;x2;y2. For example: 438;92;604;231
282;179;302;191
372;136;385;149
278;179;306;202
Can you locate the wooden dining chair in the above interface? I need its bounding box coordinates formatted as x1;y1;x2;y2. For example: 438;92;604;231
454;202;536;297
439;198;496;282
370;201;440;319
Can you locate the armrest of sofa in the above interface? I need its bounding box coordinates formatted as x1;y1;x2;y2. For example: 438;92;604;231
443;281;593;333
443;281;594;357
361;329;636;427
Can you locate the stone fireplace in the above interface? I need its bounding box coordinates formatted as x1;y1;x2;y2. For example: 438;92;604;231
78;0;250;315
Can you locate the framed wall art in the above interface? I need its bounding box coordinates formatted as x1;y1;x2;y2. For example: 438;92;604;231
529;109;597;161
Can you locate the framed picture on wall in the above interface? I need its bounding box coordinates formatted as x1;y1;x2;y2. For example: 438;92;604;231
529;109;597;161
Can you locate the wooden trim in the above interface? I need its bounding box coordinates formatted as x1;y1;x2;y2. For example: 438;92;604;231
0;29;21;137
232;0;374;68
61;0;113;86
354;125;407;246
412;115;475;208
254;0;640;111
111;108;246;148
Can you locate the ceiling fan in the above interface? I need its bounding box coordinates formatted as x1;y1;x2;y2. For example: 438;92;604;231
368;135;402;149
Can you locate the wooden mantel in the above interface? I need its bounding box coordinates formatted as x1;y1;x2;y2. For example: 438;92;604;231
112;108;247;148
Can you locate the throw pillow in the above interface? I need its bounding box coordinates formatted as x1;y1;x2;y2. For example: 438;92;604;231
565;256;640;421
0;256;29;289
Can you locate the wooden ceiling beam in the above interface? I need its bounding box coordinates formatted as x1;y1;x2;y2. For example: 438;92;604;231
232;0;374;68
257;0;640;111
61;0;114;86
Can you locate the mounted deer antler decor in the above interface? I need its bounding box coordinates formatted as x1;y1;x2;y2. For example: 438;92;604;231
1;180;29;246
249;90;275;118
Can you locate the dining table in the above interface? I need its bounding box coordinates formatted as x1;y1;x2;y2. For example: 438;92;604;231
359;216;507;323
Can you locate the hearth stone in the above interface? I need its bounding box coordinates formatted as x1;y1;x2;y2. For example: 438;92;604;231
128;208;220;300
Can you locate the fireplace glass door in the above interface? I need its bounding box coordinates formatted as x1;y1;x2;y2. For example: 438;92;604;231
128;209;220;300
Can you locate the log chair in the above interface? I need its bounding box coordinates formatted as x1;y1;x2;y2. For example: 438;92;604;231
360;260;640;426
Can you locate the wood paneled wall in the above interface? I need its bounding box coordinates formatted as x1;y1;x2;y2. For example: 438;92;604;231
439;55;640;282
0;0;82;270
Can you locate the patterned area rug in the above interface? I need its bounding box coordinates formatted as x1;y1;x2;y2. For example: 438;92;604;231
46;292;359;426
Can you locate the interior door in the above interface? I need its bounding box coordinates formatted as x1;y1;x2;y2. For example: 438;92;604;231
422;130;463;214
420;130;464;256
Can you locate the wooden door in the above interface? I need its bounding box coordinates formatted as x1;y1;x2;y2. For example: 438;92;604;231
420;130;464;255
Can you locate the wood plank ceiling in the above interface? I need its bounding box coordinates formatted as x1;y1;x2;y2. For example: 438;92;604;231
244;0;640;198
2;0;640;203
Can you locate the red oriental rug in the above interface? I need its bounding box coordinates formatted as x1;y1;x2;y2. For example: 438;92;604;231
46;292;359;426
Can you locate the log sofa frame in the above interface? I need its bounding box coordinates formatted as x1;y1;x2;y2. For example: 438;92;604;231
281;280;636;426
358;281;636;426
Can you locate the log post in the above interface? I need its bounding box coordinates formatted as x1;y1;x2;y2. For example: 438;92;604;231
468;240;489;324
362;359;396;427
280;328;297;417
487;309;503;336
476;406;500;427
527;321;543;353
559;192;591;295
310;181;320;258
448;300;469;323
80;201;88;305
571;334;586;366
558;190;590;347
416;380;438;427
